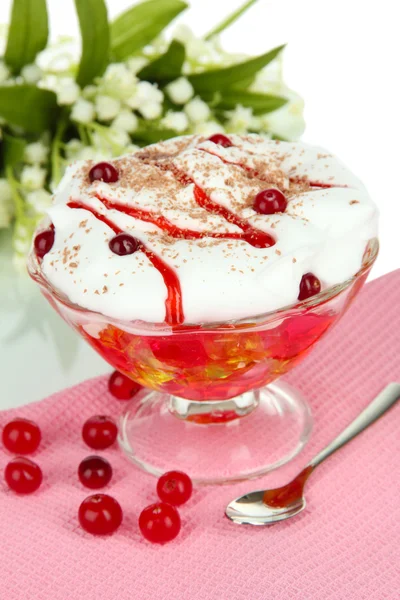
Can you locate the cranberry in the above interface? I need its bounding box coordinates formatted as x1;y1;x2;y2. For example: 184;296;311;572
34;228;55;259
2;418;41;455
4;457;43;494
298;273;321;301
108;370;141;400
109;233;140;256
139;502;181;544
78;456;113;489
89;162;119;183
253;188;287;215
79;494;122;535
157;470;193;506
208;133;233;148
82;416;118;450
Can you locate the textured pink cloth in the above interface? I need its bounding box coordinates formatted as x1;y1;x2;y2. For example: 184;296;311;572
1;271;400;600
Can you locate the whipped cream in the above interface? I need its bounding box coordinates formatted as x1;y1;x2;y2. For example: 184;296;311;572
37;135;378;324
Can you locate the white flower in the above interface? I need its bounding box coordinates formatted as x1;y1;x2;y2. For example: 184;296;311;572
127;81;163;109
21;166;47;191
138;101;163;120
111;109;138;133
26;189;53;214
64;138;83;159
185;39;220;65
71;98;95;124
225;105;254;133
126;57;148;75
184;97;211;123
108;128;131;149
13;223;30;263
57;78;80;105
24;141;49;165
0;60;10;83
250;59;283;94
172;24;195;44
36;36;79;73
101;63;137;101
38;73;58;93
193;121;224;136
77;146;109;161
82;85;97;100
260;92;305;140
0;178;14;228
165;77;194;105
95;95;121;121
161;111;189;133
21;64;42;84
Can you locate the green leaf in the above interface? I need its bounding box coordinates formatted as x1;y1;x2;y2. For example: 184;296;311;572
133;125;176;145
111;0;187;61
4;0;49;74
2;132;27;168
138;40;185;82
204;0;259;40
74;0;109;87
0;85;59;133
200;90;287;115
189;45;286;92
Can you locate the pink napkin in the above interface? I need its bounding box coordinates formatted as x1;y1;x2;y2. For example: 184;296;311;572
1;270;400;600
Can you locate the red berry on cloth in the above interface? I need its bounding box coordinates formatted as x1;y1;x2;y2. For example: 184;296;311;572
78;456;113;489
4;457;43;494
139;502;181;544
79;494;122;535
82;416;117;450
2;418;41;454
157;470;193;506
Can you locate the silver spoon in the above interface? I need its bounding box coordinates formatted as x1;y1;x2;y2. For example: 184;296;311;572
226;382;400;526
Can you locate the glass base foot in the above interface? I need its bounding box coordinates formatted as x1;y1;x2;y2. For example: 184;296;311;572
118;380;313;485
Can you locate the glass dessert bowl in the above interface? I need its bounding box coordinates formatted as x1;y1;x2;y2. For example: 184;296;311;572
28;241;378;483
27;134;379;483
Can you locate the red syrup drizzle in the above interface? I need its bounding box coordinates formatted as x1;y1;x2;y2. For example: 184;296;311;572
201;146;348;191
97;195;274;249
153;162;275;249
290;179;348;189
67;201;184;325
97;197;260;245
192;187;274;248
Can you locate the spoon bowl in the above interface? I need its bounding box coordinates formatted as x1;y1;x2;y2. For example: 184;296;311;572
226;490;306;525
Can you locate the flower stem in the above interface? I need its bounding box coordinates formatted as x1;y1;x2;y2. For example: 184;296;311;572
5;166;25;222
204;0;259;40
51;110;69;187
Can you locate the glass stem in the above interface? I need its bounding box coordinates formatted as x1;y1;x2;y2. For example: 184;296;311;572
168;391;260;424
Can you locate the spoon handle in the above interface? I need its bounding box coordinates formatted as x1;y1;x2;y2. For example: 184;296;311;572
309;382;400;470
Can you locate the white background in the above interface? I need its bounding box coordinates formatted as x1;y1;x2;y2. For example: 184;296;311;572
1;0;399;409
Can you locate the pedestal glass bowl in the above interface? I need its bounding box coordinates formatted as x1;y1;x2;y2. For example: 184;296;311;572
28;239;378;483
